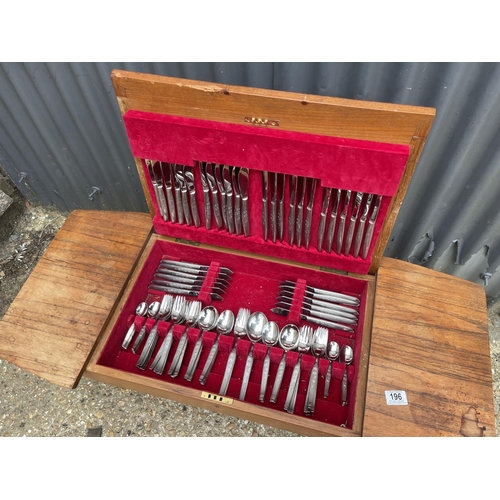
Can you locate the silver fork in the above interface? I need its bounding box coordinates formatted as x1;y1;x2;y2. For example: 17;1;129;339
304;327;328;415
284;325;312;414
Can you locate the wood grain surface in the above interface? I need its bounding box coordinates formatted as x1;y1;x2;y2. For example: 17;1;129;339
111;69;435;275
363;257;496;436
0;210;152;389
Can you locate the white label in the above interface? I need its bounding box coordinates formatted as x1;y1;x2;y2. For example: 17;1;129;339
385;390;408;405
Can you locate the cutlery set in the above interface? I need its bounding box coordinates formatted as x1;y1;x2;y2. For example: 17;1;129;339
319;188;383;259
120;258;359;417
146;160;201;227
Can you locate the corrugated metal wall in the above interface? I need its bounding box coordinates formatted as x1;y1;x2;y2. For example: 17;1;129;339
1;62;499;303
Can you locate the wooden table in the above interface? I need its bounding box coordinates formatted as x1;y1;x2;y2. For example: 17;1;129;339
0;210;495;436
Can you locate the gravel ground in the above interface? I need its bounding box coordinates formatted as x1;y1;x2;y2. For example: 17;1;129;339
0;186;499;437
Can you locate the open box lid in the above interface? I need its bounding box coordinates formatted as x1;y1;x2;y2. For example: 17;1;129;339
112;70;435;276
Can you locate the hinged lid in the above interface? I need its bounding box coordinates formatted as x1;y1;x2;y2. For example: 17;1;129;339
112;70;435;276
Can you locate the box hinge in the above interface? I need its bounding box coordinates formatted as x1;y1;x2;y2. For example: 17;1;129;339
174;238;201;247
201;392;233;405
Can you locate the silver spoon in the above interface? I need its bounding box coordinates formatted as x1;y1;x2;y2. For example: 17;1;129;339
304;327;328;415
184;306;219;381
132;301;161;354
137;294;174;370
284;325;312;414
340;345;354;406
149;296;187;375
199;309;235;385
219;308;250;396
239;311;268;401
259;321;279;402
168;300;202;377
121;301;148;350
270;324;300;404
323;340;340;398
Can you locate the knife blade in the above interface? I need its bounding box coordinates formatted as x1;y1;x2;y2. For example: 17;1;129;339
326;188;341;253
296;177;307;247
277;173;285;241
205;163;223;229
304;178;317;250
223;165;235;234
214;164;228;230
162;162;176;223
199;162;211;230
288;175;298;245
172;164;184;225
362;194;382;260
336;190;351;254
233;167;242;235
261;170;269;241
271;172;277;243
317;187;332;252
353;193;373;258
238;167;250;237
184;165;200;227
344;191;363;255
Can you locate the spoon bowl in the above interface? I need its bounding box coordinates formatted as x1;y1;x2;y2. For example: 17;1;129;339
135;301;148;316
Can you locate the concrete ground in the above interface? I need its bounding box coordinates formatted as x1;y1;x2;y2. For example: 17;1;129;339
0;195;498;437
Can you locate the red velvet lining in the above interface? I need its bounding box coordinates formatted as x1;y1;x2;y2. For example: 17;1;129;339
97;238;368;430
122;111;410;275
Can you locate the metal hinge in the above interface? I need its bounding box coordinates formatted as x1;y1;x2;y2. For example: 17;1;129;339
201;392;233;405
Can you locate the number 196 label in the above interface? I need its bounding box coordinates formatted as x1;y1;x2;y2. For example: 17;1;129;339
385;390;408;405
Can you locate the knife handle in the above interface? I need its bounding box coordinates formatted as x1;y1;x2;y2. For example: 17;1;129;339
234;193;242;235
202;188;211;230
278;198;284;241
166;186;176;223
262;197;268;241
181;188;192;225
220;192;228;230
353;219;366;258
211;191;223;229
189;191;201;228
336;215;346;255
174;187;184;225
158;188;169;222
270;198;277;243
317;214;327;252
304;205;313;250
362;220;375;260
226;193;235;234
288;203;296;246
326;213;337;253
242;197;250;237
344;217;356;255
296;204;304;247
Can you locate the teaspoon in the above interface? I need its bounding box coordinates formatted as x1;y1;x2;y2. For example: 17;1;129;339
323;340;340;398
340;345;354;406
132;301;160;354
259;321;279;403
121;301;148;350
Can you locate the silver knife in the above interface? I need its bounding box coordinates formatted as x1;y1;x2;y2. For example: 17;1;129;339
261;171;268;241
184;165;200;227
146;160;166;221
162;162;176;223
153;161;169;222
205;163;223;229
172;164;184;225
288;175;298;245
238;167;250;237
271;172;277;243
353;193;373;258
336;189;351;254
344;191;363;255
223;165;235;234
295;177;307;247
317;187;332;251
179;165;192;225
362;195;382;260
214;164;228;230
277;173;285;241
326;188;341;253
233;167;242;235
199;162;211;230
304;178;317;250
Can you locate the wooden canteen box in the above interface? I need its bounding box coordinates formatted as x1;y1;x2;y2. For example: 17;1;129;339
0;70;495;437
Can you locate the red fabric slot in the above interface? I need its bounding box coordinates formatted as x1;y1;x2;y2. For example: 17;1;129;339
219;336;234;353
286;351;299;367
127;314;135;329
318;358;329;377
253;343;267;361
202;331;216;348
172;325;187;341
197;261;220;304
157;321;172;337
288;278;306;323
269;346;284;365
187;328;201;344
236;339;251;356
301;354;316;372
145;318;156;332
